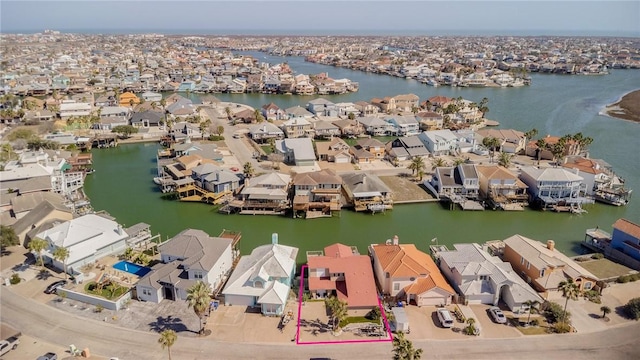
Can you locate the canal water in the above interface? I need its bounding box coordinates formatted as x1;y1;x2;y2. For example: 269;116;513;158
84;53;640;261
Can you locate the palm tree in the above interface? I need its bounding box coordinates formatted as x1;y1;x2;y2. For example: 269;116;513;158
186;280;211;334
524;300;539;325
551;140;566;166
498;152;513;168
243;162;255;179
482;136;501;163
392;331;423;360
324;296;348;331
431;157;448;170
600;305;611;320
558;278;580;327
52;246;70;281
408;156;425;177
28;237;48;269
224;106;232;123
524;128;538;144
464;317;477;335
453;158;466;166
122;247;135;261
536;138;547;164
158;329;177;360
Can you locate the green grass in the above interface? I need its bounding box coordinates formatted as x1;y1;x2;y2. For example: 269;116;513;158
339;316;373;328
261;145;273;155
84;281;128;300
343;136;397;146
579;258;634;280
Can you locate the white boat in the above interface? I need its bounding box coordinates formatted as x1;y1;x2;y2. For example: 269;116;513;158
426;78;439;87
153;177;163;185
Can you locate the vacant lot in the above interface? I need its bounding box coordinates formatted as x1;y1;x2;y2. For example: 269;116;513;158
380;175;437;203
579;258;636;280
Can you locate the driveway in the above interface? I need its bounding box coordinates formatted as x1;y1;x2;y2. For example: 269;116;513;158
469;304;522;339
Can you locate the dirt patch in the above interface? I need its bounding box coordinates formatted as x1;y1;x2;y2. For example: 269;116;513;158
379;175;437;203
605;90;640;122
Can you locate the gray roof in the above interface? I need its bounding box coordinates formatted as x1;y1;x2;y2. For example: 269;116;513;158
249;122;284;136
11;192;66;214
130;110;163;125
341;172;390;196
0;176;53;193
277;138;316;161
159;229;232;272
434;167;461;188
285;106;313;117
12;200;72;237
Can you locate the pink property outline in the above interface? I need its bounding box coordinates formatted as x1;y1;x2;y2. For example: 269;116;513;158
295;264;393;345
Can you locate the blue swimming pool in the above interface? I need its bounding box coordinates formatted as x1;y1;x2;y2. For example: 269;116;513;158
112;261;151;277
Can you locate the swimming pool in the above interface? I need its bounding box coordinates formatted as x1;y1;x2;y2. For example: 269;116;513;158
112;261;151;277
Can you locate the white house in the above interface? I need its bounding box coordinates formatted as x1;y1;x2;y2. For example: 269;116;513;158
222;234;298;316
135;229;233;303
419;130;459;155
275;138;317;167
36;214;129;281
519;166;588;208
437;243;543;312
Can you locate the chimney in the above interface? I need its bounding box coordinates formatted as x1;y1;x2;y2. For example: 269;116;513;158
546;240;555;251
393;235;399;245
116;224;123;235
271;233;278;245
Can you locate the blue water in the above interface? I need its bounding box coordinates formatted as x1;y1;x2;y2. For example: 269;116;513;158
112;261;151;277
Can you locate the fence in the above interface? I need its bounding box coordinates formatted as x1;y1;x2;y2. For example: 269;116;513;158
57;288;132;311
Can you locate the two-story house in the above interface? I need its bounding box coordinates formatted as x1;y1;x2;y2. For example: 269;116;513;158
136;229;234;303
610;218;640;262
342;172;392;212
248;122;285;144
281;117;312;139
419;130;458;155
313;120;341;139
370;237;455;306
476;165;529;209
384;115;420;136
503;235;599;292
238;172;291;213
477;129;526;154
223;234;298;316
315;137;352;164
275;138;316;167
261;102;286;121
291;169;342;217
518;166;587;209
437;242;543;312
306;98;337;117
190;163;240;194
393;94;420;113
308;243;378;309
357;116;389;137
430;164;480;200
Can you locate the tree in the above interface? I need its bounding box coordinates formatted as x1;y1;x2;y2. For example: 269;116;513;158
122;247;135;261
158;329;177;360
478;97;489;116
524;300;539;325
392;331;423;360
431;157;448;170
453;157;466;166
482;136;501;163
112;125;139;138
551;139;566;166
243;162;255;179
524;128;538;143
622;297;640;320
28;237;48;269
558;278;580;327
324;296;348;331
347;112;355;120
186;280;211;334
0;225;19;249
224;106;232;122
600;305;611;320
464;317;477;335
52;246;70;281
498;152;513;168
408;156;425;177
199;120;211;139
215;125;224;136
536;138;547;164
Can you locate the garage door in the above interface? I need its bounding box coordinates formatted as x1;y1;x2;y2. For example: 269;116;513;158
335;157;350;164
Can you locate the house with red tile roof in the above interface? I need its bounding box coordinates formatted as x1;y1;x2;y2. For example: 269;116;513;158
307;243;379;309
369;236;455;306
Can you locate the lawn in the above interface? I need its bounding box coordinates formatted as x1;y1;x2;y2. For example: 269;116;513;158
579;258;635;280
509;317;550;335
85;281;128;300
339;316;374;328
261;145;273;155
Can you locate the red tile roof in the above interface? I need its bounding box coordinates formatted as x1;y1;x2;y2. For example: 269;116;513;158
613;218;640;239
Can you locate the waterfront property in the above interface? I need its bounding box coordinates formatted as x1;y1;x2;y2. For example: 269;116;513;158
429;164;481;203
502;235;599;292
476;165;529;210
235;172;291;214
611;218;640;262
435;242;543;312
222;234;298;316
135;228;237;303
307;243;379;309
370;237;454;306
518;166;589;211
291;169;342;218
341;172;392;213
562;156;632;206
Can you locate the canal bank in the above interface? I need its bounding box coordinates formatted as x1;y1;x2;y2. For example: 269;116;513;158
85;57;640;261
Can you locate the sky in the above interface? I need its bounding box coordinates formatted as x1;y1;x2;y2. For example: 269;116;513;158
1;1;638;36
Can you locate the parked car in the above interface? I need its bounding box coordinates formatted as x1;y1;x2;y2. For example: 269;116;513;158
44;280;67;294
36;352;57;360
0;333;21;356
436;308;454;328
489;306;507;324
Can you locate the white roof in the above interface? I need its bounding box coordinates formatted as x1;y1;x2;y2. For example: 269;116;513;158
38;214;128;265
276;138;316;161
520;166;583;182
0;164;53;182
421;129;458;142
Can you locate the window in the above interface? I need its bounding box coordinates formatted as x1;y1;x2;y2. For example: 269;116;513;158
479;275;488;281
520;256;525;265
194;272;203;279
142;288;151;296
540;269;546;278
393;283;400;291
584;282;592;290
526;261;530;270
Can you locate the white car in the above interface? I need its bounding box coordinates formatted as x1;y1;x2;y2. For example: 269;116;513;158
488;306;507;324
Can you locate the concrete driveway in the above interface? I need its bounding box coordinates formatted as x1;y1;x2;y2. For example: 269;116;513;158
469;304;522;339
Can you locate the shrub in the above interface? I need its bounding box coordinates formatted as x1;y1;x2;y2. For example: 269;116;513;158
95;304;104;313
630;273;640;282
530;319;540;326
591;253;604;260
551;322;572;333
542;301;570;324
617;275;630;283
365;306;382;321
623;297;640;320
584;289;601;304
9;273;21;285
208;135;225;141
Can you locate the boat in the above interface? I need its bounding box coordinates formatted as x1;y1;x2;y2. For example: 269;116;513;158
153;177;163;185
426;78;440;87
594;188;632;206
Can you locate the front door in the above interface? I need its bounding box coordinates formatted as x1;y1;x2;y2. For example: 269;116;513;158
164;286;174;301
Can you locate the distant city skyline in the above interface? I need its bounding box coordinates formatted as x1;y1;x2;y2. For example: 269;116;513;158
1;1;638;37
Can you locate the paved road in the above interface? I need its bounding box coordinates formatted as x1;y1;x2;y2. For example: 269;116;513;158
2;287;638;360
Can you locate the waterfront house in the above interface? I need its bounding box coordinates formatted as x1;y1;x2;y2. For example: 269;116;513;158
525;135;580;160
222;234;298;316
306;98;337;116
285;105;314;120
177;81;196;92
141;91;162;102
370;97;396;113
477;129;526;154
10;194;73;246
190;163;240;194
436;243;542;312
384;115;420;136
353;138;386;160
166;99;197;118
419;130;458;155
171;122;202;141
281;117;313;139
610;218;640;262
425;96;453;111
518;166;588;209
136;228;234;303
130;110;163;129
370;238;455;306
476;165;529;210
238;172;291;213
261;103;286;121
248;122;285;144
310;119;336;139
35;214;129;282
307;243;378;309
315;137;352;163
334;102;359;117
291;169;342;217
59;100;92;119
331;119;364;138
415;111;444;131
119;92;140;107
341;172;392;212
354;101;379;116
430;164;480;200
357;116;390;136
393;94;420;113
275;138;316;167
503;235;599;292
561;156;631;205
